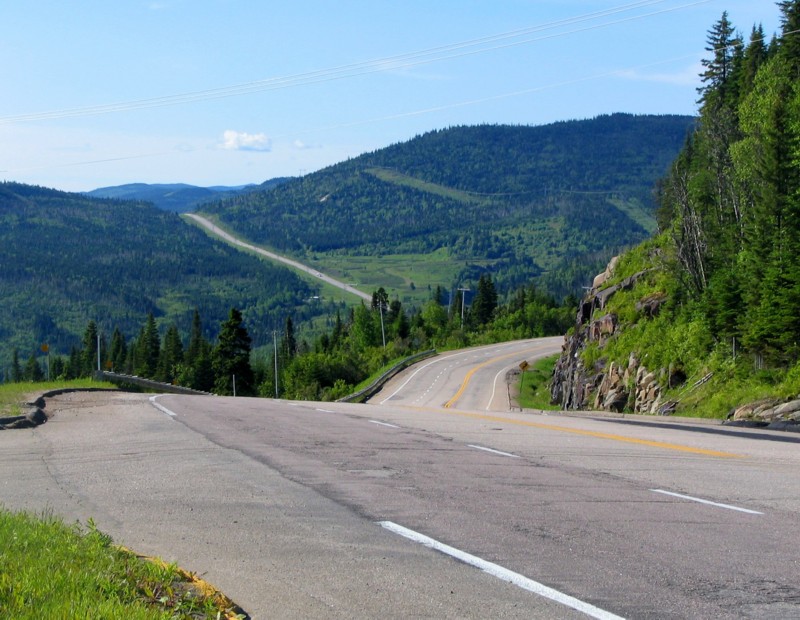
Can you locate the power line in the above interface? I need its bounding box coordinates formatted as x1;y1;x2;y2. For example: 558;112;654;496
0;0;715;125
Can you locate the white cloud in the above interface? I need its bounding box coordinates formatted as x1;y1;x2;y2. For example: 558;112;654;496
220;130;272;152
615;61;704;88
293;139;321;150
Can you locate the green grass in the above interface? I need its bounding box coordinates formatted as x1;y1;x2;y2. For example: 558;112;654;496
365;167;490;205
517;354;561;411
0;379;114;418
0;508;239;619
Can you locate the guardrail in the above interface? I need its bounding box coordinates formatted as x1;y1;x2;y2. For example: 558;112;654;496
96;371;212;396
337;350;436;404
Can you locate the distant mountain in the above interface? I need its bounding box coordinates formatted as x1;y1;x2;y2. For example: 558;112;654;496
201;114;695;299
85;179;291;213
0;182;324;368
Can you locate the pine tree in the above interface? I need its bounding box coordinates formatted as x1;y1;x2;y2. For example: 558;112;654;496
698;12;743;111
81;320;99;377
778;0;800;77
471;273;498;326
158;324;184;383
134;313;160;378
184;309;205;368
212;308;254;396
24;354;44;382
11;349;22;382
109;327;127;373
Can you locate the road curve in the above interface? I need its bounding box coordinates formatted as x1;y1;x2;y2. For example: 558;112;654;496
7;390;799;618
185;213;371;302
371;337;563;411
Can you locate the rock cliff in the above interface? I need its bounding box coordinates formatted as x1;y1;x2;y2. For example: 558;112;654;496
550;256;800;430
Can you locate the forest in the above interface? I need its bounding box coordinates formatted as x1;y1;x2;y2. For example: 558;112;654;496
0;183;327;373
8;275;575;401
560;1;800;418
657;1;800;368
201;114;694;300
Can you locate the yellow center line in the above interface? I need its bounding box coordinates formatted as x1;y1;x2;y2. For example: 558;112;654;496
409;406;743;459
444;350;532;408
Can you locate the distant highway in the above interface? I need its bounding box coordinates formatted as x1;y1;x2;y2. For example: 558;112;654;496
185;213;371;302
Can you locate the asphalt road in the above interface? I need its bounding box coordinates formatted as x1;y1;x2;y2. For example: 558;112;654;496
2;339;800;618
371;336;564;410
185;213;370;302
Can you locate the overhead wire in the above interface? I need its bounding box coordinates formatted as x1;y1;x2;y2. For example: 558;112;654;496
0;0;715;125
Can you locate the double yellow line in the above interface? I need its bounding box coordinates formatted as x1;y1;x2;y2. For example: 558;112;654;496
440;351;741;458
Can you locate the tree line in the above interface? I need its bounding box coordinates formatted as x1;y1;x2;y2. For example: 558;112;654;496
657;1;800;368
6;276;574;400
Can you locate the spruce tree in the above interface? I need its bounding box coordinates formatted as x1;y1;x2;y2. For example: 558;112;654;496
134;313;160;378
698;12;742;111
109;327;127;373
472;274;498;326
81;320;99;377
24;354;44;382
158;324;184;383
11;349;22;383
212;308;254;396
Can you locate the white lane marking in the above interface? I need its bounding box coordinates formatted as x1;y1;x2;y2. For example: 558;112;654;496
316;408;335;413
487;366;507;410
378;521;625;620
468;444;520;458
379;357;447;404
650;489;763;515
149;395;176;418
370;420;400;429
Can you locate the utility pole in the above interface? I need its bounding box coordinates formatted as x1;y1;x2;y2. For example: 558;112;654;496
458;287;470;326
378;303;386;348
273;330;279;398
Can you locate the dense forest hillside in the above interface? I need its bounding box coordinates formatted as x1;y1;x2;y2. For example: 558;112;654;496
200;114;694;300
0;182;324;371
551;3;800;420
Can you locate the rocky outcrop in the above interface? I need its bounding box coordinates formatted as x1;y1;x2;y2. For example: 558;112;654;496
551;256;674;414
726;398;800;431
551;256;800;430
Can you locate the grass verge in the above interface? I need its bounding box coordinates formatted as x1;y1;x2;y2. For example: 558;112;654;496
0;379;115;418
0;508;244;619
517;355;561;411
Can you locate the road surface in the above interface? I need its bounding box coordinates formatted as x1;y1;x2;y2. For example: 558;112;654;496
371;336;563;411
2;340;800;618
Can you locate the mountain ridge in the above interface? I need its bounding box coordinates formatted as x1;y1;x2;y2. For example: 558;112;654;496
200;113;695;300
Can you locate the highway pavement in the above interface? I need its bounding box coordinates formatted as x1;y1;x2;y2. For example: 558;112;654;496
2;338;799;618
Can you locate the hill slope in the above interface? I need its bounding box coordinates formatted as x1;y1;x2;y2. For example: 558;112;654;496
0;182;322;368
201;114;694;301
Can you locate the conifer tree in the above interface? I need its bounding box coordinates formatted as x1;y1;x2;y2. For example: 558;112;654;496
158;324;184;383
134;314;160;378
11;349;22;383
472;274;498;326
698;12;743;111
109;327;127;373
212;308;254;396
24;354;44;382
81;321;99;377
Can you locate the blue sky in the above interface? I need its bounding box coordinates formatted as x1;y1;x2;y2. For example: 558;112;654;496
0;0;781;192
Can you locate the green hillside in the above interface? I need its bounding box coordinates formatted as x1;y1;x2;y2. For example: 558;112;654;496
0;183;325;370
552;4;800;420
201;114;694;302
